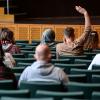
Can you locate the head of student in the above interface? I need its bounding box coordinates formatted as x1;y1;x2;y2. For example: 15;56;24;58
0;28;15;45
41;28;55;44
63;27;75;43
34;44;51;62
84;31;99;49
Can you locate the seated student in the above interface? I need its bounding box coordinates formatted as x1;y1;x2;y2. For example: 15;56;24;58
18;44;69;86
88;54;100;70
56;6;91;58
0;28;20;54
41;28;56;47
84;31;99;50
0;41;17;88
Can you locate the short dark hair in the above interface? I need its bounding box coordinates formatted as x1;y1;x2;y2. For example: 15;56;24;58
64;27;74;38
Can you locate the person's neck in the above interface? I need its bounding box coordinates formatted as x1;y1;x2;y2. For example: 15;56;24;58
65;38;73;44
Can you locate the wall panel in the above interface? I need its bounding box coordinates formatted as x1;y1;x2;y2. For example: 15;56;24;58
55;25;67;41
30;24;41;42
0;23;99;46
17;24;30;40
4;24;18;40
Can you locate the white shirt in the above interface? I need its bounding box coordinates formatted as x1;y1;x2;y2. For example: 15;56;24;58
88;54;100;70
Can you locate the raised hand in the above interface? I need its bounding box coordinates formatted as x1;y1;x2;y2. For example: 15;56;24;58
75;6;87;15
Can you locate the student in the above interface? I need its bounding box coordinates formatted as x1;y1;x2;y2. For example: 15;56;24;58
0;41;17;88
84;31;99;49
88;54;100;70
0;28;20;54
19;44;69;86
56;6;91;58
41;29;56;47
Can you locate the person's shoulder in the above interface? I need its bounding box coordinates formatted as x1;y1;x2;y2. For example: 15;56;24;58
56;43;64;48
95;54;100;58
54;66;63;72
23;66;32;72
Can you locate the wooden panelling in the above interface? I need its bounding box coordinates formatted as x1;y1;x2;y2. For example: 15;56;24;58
42;24;55;31
30;24;41;42
0;23;5;29
55;25;67;41
0;7;4;14
3;24;18;40
17;24;30;40
0;23;99;46
93;25;100;47
0;14;14;23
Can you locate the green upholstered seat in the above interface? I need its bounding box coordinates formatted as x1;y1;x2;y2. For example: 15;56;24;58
67;82;100;99
19;81;65;97
35;90;84;100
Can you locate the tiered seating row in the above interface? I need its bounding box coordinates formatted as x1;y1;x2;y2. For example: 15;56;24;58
0;41;100;99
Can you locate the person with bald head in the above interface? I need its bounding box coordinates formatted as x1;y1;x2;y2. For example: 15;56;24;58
18;44;69;86
34;44;51;62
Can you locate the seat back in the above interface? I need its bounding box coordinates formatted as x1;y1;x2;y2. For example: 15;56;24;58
74;59;91;66
0;80;14;90
92;75;100;83
17;63;32;67
16;40;29;44
11;67;25;73
67;82;100;99
55;63;87;74
36;90;84;100
59;55;87;63
62;98;86;100
12;53;25;58
70;68;100;82
19;81;64;97
0;90;30;98
1;97;53;100
15;58;35;65
92;64;100;70
84;52;96;60
92;91;100;100
51;59;71;64
68;74;87;83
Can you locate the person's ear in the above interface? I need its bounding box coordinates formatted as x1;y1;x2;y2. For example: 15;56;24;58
48;54;51;59
34;54;37;59
63;37;66;43
46;54;51;62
